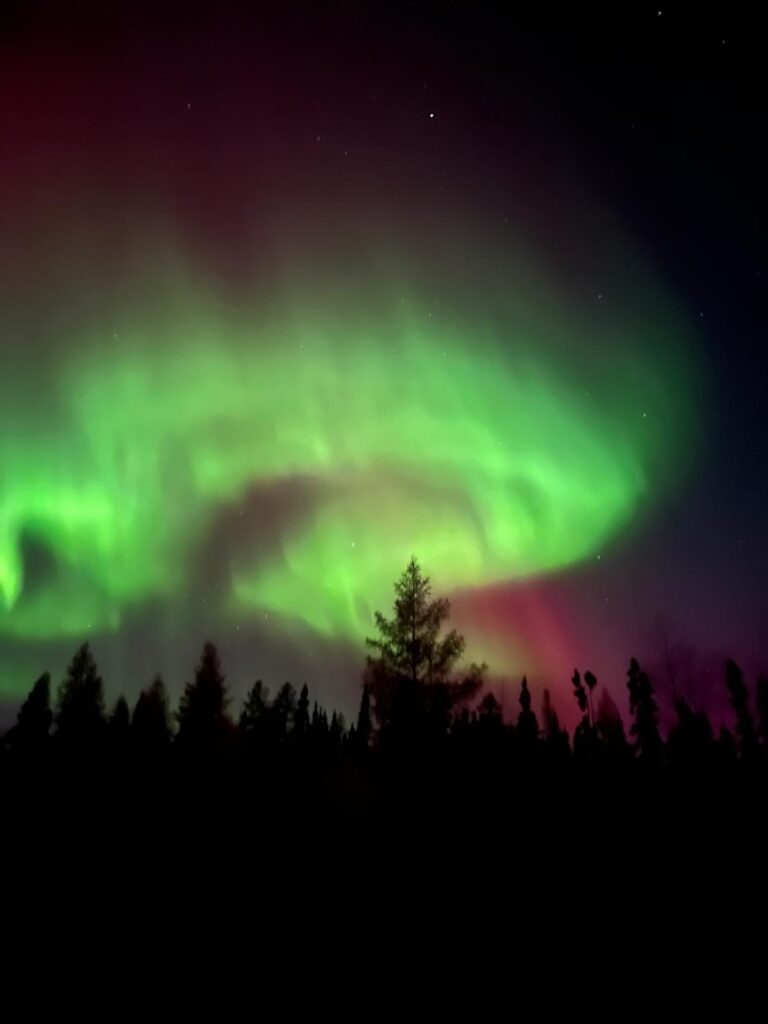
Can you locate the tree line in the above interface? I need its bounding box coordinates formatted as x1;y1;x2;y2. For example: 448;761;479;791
1;558;765;1009
2;557;767;776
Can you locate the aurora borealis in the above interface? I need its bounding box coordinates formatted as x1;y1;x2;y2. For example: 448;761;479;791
0;239;694;686
1;4;765;719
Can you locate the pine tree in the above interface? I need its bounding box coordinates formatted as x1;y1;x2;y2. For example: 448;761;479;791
476;691;505;748
271;682;297;740
365;556;484;740
725;659;758;762
55;643;105;750
109;696;130;735
239;679;271;753
329;711;345;747
355;683;372;749
595;689;629;758
176;641;231;755
131;675;172;757
516;676;539;749
108;696;131;759
571;669;588;718
541;688;569;760
14;672;53;753
666;697;714;768
584;670;598;728
309;703;330;751
571;669;598;760
294;683;311;739
626;657;662;763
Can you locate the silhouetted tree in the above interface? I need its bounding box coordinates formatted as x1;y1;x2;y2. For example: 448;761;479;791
718;724;738;764
241;680;269;729
584;670;598;728
541;688;569;760
595;689;629;759
55;643;105;751
477;691;503;723
239;680;274;759
310;702;330;749
571;669;588;719
131;675;172;758
108;696;131;762
626;657;662;763
516;676;539;749
272;682;297;741
176;641;231;757
365;556;484;743
295;683;311;740
666;697;714;769
355;683;372;750
12;672;53;754
725;659;758;762
109;696;130;735
329;711;345;747
474;691;506;753
572;669;599;760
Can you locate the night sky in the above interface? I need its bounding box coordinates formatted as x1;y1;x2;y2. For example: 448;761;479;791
0;2;765;725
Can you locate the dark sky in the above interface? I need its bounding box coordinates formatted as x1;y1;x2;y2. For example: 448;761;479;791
0;1;765;725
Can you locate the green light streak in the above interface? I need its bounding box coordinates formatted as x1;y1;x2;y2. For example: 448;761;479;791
0;268;695;652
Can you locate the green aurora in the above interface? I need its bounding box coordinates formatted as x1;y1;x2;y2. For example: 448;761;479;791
0;258;697;676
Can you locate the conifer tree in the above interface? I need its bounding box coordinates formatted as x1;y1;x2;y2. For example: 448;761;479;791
14;672;53;752
626;657;662;762
55;643;105;750
176;641;230;755
725;659;758;761
355;683;372;749
365;557;484;739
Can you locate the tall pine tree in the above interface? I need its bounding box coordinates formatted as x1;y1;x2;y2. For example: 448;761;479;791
365;557;484;741
626;657;662;763
176;641;231;756
55;643;105;751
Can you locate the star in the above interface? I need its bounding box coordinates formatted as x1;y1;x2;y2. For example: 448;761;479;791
428;112;435;119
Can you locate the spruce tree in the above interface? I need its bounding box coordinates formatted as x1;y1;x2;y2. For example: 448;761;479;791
516;676;539;748
176;641;230;755
725;659;758;762
55;643;105;750
355;683;372;749
131;675;172;757
626;657;662;763
14;672;53;752
365;556;484;740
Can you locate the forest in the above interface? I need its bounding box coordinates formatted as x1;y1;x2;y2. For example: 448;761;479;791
1;558;765;1011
